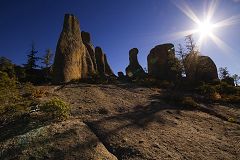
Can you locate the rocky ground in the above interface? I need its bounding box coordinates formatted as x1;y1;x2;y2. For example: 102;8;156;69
1;83;240;160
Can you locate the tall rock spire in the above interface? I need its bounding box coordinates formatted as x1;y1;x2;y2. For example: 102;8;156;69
52;14;96;83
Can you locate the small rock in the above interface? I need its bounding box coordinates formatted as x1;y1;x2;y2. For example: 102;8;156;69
166;110;172;114
153;143;161;149
139;140;144;144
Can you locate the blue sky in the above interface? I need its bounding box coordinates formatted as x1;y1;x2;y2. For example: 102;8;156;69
0;0;239;75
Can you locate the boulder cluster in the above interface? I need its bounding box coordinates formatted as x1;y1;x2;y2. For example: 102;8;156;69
52;14;114;83
53;14;218;84
124;43;218;83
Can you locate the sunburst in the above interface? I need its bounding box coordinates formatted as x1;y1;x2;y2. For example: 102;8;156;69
170;0;240;52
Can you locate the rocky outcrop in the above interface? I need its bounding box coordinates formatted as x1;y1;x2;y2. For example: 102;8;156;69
118;71;125;78
184;53;218;82
147;43;179;80
81;31;98;72
104;54;115;76
95;47;115;76
1;120;117;160
95;47;105;75
125;48;145;78
52;14;95;83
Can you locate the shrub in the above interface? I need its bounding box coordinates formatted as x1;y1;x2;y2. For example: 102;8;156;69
32;87;48;98
158;80;174;89
228;117;236;123
0;71;21;107
162;92;198;108
220;94;240;104
21;82;36;98
198;84;216;95
217;82;238;95
40;98;70;120
181;97;198;108
162;92;183;104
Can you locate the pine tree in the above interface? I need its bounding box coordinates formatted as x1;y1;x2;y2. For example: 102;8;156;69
176;44;187;76
24;43;39;70
185;34;199;55
219;67;229;79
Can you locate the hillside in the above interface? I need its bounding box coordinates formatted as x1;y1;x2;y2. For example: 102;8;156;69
1;83;239;160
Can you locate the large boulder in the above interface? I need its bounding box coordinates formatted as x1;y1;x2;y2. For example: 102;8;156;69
125;48;145;78
184;53;218;82
147;43;180;80
95;47;115;76
81;31;98;72
52;14;95;83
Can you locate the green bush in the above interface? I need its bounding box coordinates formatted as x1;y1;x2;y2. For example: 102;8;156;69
40;98;70;120
21;82;36;98
0;71;21;107
217;82;238;95
198;84;216;96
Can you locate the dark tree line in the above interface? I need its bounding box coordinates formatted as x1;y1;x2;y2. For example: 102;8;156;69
0;42;53;84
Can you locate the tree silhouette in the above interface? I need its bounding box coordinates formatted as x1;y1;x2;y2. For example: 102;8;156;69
42;49;53;68
219;67;229;79
232;74;240;86
24;43;39;70
176;44;186;76
185;34;199;55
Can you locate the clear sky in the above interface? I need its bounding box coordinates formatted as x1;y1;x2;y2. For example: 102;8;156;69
0;0;239;76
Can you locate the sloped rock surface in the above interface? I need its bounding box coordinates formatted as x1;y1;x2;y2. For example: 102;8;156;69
0;120;117;160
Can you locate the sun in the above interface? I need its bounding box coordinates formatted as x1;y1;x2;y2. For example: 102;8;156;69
197;20;214;38
170;0;240;52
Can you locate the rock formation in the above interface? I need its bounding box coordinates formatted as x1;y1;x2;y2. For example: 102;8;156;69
125;48;145;78
95;47;115;76
147;43;179;80
184;53;218;82
118;71;125;78
52;14;96;83
95;47;105;75
104;54;115;76
81;31;98;72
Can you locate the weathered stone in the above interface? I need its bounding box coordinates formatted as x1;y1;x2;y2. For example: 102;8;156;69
184;53;218;82
95;47;105;75
95;47;115;76
104;54;115;76
118;71;125;78
81;31;98;72
125;48;145;78
147;43;178;80
52;14;95;83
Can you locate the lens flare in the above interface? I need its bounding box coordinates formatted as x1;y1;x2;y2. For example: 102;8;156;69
171;0;240;52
